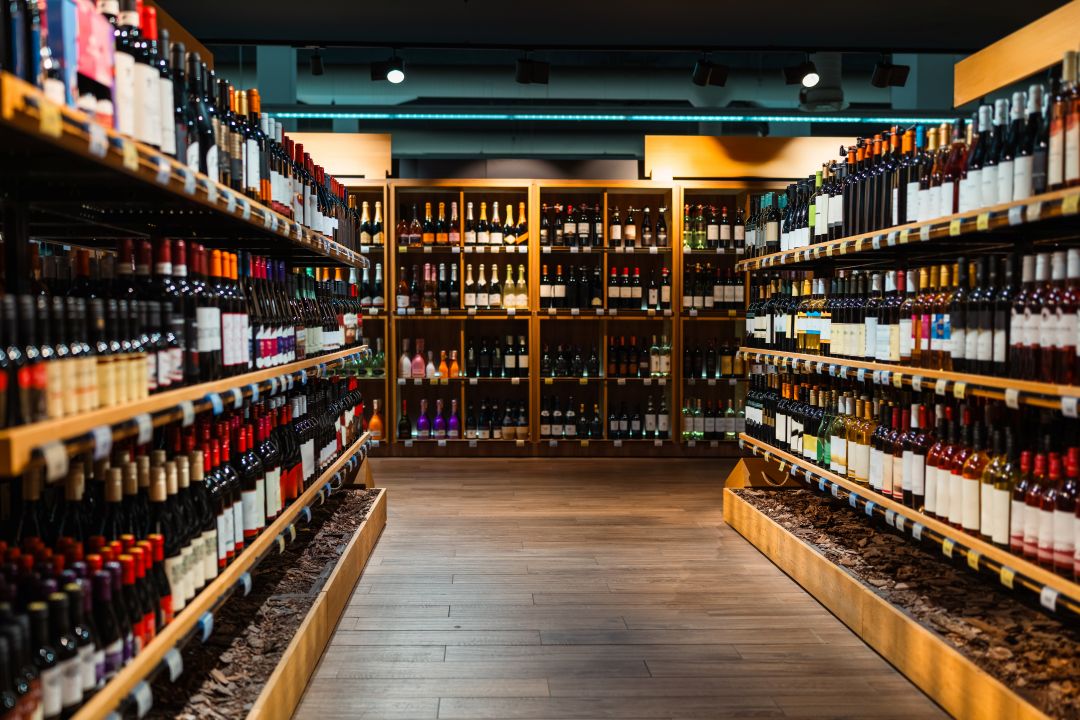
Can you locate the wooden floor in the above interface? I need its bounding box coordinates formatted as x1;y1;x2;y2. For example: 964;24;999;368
294;459;946;720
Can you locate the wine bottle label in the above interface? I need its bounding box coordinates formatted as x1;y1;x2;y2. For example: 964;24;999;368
242;488;260;537
60;656;82;710
265;467;282;522
959;477;980;531
134;61;159;146
997;160;1015;205
1038;510;1056;564
233;500;244;550
941;181;955;215
165;554;186;612
849;443;870;485
302;439;315;483
196;306;222;351
217;510;230;566
1013;156;1034;201
1067;116;1080;183
113;51;136;135
868;448;882;490
830;437;847;475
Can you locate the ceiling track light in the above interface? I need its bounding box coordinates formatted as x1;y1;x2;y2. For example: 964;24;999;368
872;55;911;88
310;49;324;76
691;55;728;87
784;55;819;88
371;54;405;84
515;57;550;85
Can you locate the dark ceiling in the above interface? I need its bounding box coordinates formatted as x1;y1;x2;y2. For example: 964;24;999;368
160;0;1068;53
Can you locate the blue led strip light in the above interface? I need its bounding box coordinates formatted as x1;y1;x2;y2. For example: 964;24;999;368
269;111;958;125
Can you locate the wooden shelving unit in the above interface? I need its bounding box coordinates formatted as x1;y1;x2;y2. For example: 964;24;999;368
0;347;370;477
72;432;374;720
734;185;1080;273
740;348;1080;413
738;433;1080;621
0;71;365;269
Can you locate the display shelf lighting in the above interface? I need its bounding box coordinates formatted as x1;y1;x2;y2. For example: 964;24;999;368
269;110;958;124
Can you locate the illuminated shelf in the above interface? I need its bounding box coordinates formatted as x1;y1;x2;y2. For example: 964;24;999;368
0;347;367;477
0;72;364;268
738;433;1080;621
734;186;1080;273
73;433;373;720
740;348;1080;412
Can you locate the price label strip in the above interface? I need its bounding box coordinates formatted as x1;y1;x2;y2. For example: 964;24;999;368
91;425;113;461
40;441;70;482
134;413;154;444
163;647;184;682
132;680;153;718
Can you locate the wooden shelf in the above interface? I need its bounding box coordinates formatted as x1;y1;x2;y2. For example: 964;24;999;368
392;310;529;319
0;347;365;477
0;71;364;268
740;348;1080;412
738;433;1080;620
734;186;1080;273
72;432;373;720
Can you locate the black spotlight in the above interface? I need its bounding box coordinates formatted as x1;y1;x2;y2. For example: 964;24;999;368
310;50;324;76
784;57;819;87
371;55;405;83
872;56;910;88
515;58;549;84
691;57;728;87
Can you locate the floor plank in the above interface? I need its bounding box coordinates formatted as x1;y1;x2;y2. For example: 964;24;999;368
293;458;946;720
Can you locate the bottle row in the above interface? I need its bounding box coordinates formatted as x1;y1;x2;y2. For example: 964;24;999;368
394;263;528;311
396;398;528;441
744;371;1080;579
540;395;677;440
5;0;365;247
396;201;528;248
396;337;529;380
1;239;365;428
746;48;1080;257
537;203;671;249
681;205;746;252
680;397;745;441
745;250;1080;384
0;376;365;719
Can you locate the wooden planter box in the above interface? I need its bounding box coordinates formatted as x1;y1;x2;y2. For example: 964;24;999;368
723;488;1049;720
246;488;387;720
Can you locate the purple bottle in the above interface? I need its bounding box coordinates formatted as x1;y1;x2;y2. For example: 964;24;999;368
416;399;430;439
448;399;460;439
433;399;447;439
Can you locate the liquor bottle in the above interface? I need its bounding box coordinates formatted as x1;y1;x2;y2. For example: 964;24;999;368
490;202;504;246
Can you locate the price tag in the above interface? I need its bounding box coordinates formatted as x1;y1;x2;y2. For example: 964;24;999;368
659;378;666;386
918;224;930;242
121;139;139;171
476;245;486;253
134;413;153;444
871;235;882;251
287;373;296;390
580;440;590;448
469;378;478;385
976;212;990;231
643;378;653;386
1008;205;1024;226
198;612;214;641
91;425;113;461
88;123;109;157
39;100;62;137
179;168;196;195
689;308;698;317
949;218;962;236
777;460;786;474
276;534;285;554
966;549;981;571
132;680;153;718
542;246;551;254
654;439;663;447
507;308;516;316
687;440;696;447
163;647;183;682
617;378;626;386
578;378;587;386
899;228;910;244
911;376;922;392
942;538;955;558
1063;194;1080;216
206;180;218;204
511;377;520;386
864;501;875;517
1004;388;1020;409
805;468;814;483
894;515;905;532
935;378;949;396
1040;586;1059;612
422;307;432;315
1027;201;1043;222
596;308;604;315
952;381;967;399
825;243;834;257
857;368;866;383
609;309;618;316
262;210;274;230
229;387;243;409
885;509;896;527
293;223;301;239
436;439;447;448
707;379;717;387
881;371;891;386
818;478;827;492
413;378;422;386
848;491;858;508
155;156;171;185
999;565;1015;589
1062;397;1079;418
247;383;260;403
287;524;297;543
239;198;251;220
549;440;558;447
516;439;525;447
41;441;69;482
300;506;313;523
829;364;838;377
207;392;224;415
468;307;476;316
911;522;923;541
892;372;903;389
613;439;623;448
221;189;236;213
570;245;579;254
423;245;432;253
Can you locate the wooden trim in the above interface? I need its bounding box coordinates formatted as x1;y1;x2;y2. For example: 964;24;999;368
0;347;364;477
954;0;1080;107
247;489;387;720
737;434;1080;611
723;489;1049;720
288;133;391;181
646;136;849;181
72;433;373;720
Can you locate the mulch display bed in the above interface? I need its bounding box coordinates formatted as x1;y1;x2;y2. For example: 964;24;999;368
736;488;1080;720
147;488;379;720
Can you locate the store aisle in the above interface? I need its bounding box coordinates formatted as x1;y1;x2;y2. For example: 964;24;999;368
294;459;945;720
